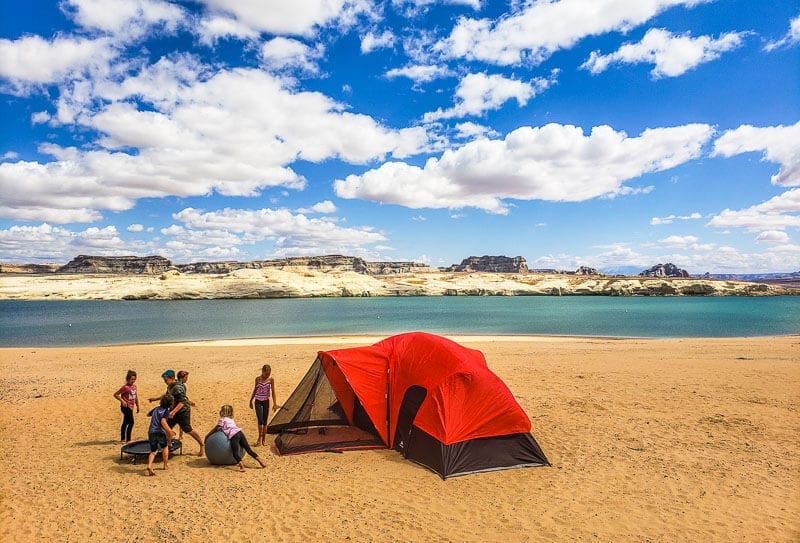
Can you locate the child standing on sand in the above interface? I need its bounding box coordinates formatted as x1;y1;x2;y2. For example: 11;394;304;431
249;364;278;446
176;371;195;440
146;394;175;476
205;405;266;472
113;370;139;443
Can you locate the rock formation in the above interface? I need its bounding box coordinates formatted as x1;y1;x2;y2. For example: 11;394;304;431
58;255;172;274
575;266;600;275
445;256;529;273
639;263;690;278
0;263;60;273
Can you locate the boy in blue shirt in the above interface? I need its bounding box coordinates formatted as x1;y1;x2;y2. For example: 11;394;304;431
147;394;175;476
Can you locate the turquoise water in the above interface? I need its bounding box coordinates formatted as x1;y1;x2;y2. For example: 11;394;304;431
1;296;799;347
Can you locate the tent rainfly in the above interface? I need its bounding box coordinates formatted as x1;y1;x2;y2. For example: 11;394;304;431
268;332;549;478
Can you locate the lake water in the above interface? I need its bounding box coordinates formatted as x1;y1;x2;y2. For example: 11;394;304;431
2;296;799;347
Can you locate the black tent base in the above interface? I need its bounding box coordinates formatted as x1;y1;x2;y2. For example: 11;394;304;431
120;439;183;464
400;429;549;479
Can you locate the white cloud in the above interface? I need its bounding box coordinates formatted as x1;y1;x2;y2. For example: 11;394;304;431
650;212;702;225
424;71;554;121
756;230;790;243
192;0;363;37
361;30;395;53
436;0;708;66
385;64;454;83
62;0;184;38
764;14;800;51
260;37;324;74
198;16;260;45
2;151;19;161
454;121;498;140
0;67;430;223
659;235;699;247
0;223;143;262
581;28;745;78
335;122;713;213
127;224;144;232
712;121;800;187
168;206;386;256
31;111;51;124
296;200;338;214
94;54;205;110
0;35;115;89
707;188;800;232
397;0;482;9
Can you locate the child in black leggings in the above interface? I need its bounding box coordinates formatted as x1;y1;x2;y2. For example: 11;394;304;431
204;405;267;472
113;370;139;443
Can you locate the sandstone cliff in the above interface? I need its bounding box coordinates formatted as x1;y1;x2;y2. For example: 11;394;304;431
0;268;792;300
58;255;172;274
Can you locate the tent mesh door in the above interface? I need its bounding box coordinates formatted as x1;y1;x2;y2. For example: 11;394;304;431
268;357;384;454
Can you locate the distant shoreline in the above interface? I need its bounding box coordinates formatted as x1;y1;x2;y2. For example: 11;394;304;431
1;268;796;300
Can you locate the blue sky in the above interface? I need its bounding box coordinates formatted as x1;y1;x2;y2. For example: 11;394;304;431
1;0;798;274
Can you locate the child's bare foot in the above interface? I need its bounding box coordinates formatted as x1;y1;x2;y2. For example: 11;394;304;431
257;458;267;468
146;467;155;476
198;446;204;457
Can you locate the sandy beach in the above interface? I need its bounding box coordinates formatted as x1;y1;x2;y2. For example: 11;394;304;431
1;335;798;542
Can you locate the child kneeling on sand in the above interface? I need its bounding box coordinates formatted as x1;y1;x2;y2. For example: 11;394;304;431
147;394;175;476
205;405;266;472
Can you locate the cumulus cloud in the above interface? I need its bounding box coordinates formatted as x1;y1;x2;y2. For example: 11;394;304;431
0;35;115;90
397;0;482;9
335;122;714;213
361;30;395;53
423;71;555;121
0;223;141;262
764;13;800;51
650;212;702;225
712;121;800;187
436;0;707;65
198;16;260;45
62;0;184;38
385;64;454;83
192;0;364;37
659;235;699;247
168;206;386;256
707;188;800;232
127;224;144;232
454;121;498;140
756;230;790;243
260;37;325;74
581;28;745;78
0;67;430;223
296;200;338;214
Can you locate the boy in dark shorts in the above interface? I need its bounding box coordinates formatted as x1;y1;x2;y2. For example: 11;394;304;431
147;394;175;476
150;369;205;457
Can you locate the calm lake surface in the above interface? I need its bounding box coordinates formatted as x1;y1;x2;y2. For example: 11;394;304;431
1;296;799;347
0;296;800;347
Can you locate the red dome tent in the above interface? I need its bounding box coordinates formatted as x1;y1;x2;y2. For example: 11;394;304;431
268;332;548;478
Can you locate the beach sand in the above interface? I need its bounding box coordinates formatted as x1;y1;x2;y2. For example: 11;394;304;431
1;335;798;542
